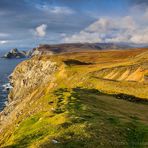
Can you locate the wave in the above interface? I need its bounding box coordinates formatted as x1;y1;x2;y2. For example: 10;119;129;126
2;83;13;91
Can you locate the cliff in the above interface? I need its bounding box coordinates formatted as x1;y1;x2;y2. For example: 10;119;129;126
0;56;58;123
0;49;148;147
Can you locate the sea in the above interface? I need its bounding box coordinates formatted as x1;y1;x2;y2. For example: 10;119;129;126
0;51;25;111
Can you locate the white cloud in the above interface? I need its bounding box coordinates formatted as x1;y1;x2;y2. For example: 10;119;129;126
36;5;75;15
63;16;137;43
0;40;9;44
35;24;47;37
63;9;148;44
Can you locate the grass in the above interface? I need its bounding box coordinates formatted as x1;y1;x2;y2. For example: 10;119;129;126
2;87;148;147
126;120;148;148
144;73;148;77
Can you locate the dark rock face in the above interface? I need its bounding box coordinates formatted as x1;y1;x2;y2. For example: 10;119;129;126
3;48;27;59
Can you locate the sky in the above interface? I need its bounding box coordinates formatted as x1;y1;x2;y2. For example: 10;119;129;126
0;0;148;49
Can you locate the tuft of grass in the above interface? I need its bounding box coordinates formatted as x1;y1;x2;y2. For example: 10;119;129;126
107;116;120;125
126;120;148;148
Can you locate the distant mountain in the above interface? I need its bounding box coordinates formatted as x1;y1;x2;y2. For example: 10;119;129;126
28;43;131;56
1;43;133;59
94;43;131;49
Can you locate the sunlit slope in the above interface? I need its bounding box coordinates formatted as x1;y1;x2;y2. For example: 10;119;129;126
91;49;148;83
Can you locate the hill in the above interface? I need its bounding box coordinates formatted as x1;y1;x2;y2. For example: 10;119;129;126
28;43;131;56
0;48;148;147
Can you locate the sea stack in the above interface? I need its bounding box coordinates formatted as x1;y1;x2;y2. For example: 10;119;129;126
3;48;27;59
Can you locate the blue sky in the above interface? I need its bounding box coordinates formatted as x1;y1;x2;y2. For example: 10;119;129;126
0;0;148;49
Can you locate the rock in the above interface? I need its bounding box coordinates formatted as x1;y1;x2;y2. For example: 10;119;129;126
30;49;42;56
27;47;52;57
5;58;57;111
52;139;60;144
27;48;40;57
3;48;27;59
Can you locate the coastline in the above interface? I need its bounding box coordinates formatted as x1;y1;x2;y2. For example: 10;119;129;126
0;58;26;111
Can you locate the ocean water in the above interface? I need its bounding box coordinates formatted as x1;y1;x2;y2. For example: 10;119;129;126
0;57;25;111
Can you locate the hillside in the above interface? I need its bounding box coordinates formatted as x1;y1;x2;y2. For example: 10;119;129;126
29;43;131;56
0;48;148;147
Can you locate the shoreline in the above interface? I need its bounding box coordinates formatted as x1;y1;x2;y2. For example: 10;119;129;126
0;58;25;111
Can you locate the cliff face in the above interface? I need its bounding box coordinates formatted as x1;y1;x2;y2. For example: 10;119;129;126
9;57;57;102
0;49;148;147
0;56;58;124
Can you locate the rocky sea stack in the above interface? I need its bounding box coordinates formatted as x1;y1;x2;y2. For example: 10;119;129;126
3;48;27;59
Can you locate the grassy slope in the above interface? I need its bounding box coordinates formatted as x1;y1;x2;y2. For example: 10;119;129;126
1;48;148;147
3;88;148;148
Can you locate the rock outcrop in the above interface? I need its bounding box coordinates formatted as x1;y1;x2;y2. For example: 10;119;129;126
26;48;43;57
3;48;27;59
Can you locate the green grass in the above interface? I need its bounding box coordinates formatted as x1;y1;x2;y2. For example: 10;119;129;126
126;120;148;148
2;87;148;148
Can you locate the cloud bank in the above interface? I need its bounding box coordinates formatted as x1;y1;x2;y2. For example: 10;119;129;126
64;5;148;44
